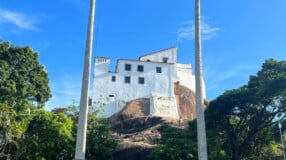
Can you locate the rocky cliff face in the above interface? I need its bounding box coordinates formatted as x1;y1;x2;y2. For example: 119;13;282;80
109;84;208;160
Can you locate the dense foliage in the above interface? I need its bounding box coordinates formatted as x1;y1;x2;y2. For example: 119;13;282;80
0;40;51;109
0;41;118;160
152;59;286;160
18;111;75;160
206;59;286;160
0;40;51;159
62;105;119;160
151;124;197;160
86;114;118;160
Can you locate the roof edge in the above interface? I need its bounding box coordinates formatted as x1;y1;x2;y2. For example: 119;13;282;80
138;46;178;60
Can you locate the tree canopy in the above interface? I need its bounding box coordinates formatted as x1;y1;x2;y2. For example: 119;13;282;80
86;113;118;160
151;123;197;160
18;111;75;160
0;40;51;110
0;40;52;159
206;59;286;159
0;40;118;159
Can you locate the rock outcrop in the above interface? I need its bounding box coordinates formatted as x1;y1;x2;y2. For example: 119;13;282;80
174;83;209;120
109;84;208;160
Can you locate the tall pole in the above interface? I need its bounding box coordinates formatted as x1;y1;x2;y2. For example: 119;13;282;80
75;0;96;159
279;120;286;160
194;0;208;159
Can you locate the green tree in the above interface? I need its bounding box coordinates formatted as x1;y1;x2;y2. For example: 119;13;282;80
206;59;286;160
86;113;118;160
18;110;74;160
0;40;51;159
0;103;31;159
247;125;282;160
61;104;118;160
151;123;197;160
151;121;231;160
0;40;51;110
151;59;285;160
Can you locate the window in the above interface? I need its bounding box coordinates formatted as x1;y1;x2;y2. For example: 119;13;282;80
109;95;114;97
124;76;131;83
125;64;131;71
163;57;169;63
137;65;144;72
156;67;162;73
138;77;145;84
111;76;116;82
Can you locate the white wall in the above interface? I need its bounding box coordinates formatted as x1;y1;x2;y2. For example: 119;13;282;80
94;57;110;74
92;59;176;117
175;63;206;99
176;63;196;92
139;47;177;63
92;47;205;118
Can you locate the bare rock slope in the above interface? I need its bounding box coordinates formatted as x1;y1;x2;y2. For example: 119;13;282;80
109;84;208;160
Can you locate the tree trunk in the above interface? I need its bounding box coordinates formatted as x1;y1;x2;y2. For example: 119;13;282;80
75;0;96;159
194;0;208;159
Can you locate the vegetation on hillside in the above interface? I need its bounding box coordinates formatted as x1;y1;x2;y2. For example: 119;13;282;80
152;59;286;160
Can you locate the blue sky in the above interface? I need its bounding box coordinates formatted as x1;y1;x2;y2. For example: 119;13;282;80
1;0;286;110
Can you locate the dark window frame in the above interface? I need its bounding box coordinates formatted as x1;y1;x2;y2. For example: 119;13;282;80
125;64;132;71
124;76;131;83
138;77;145;84
156;67;162;73
137;65;144;72
111;76;116;82
163;57;169;63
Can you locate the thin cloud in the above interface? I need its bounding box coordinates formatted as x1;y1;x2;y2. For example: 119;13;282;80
216;65;258;81
45;75;82;110
204;64;259;92
177;19;220;41
0;8;38;31
202;61;260;100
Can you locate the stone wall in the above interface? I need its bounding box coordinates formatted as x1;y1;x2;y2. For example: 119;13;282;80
150;94;179;118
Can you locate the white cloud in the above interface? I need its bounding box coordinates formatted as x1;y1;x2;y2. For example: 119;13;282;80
177;18;220;41
0;8;38;31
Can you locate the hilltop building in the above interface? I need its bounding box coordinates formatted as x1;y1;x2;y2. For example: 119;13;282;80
91;47;205;118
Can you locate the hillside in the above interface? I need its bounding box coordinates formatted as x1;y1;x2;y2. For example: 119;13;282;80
109;84;208;160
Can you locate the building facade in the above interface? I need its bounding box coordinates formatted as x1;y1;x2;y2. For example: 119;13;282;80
91;47;205;118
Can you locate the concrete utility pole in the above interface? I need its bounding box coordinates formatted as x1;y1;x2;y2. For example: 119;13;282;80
194;0;208;159
75;0;96;159
279;120;286;160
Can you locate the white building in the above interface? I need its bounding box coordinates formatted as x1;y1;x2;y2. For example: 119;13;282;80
91;47;205;118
